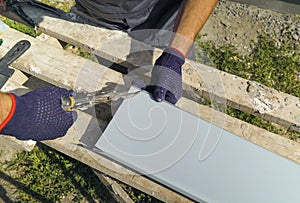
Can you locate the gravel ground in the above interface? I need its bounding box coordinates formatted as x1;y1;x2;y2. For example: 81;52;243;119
200;0;300;56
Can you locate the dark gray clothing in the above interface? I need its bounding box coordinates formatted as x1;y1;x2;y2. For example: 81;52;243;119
72;0;195;58
73;0;182;31
74;0;159;29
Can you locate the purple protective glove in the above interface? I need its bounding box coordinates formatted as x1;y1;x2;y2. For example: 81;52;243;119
146;47;185;104
0;86;77;141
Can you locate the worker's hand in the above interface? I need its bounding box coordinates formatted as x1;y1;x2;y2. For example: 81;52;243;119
0;86;77;141
146;47;185;104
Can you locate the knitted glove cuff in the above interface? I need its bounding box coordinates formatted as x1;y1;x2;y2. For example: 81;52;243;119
153;47;185;78
168;47;186;59
156;47;185;68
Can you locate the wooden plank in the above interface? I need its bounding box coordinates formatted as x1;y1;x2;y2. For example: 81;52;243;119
93;170;135;203
184;61;300;133
1;13;300;168
2;24;300;202
0;27;124;92
2;21;300;162
0;21;298;165
5;6;299;133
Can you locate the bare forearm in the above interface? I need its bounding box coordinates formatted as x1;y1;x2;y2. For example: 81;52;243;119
0;92;12;123
170;0;218;55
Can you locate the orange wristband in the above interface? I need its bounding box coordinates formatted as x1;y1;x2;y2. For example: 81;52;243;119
0;94;16;131
170;47;186;58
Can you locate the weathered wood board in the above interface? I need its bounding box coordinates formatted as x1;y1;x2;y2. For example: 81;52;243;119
1;24;299;165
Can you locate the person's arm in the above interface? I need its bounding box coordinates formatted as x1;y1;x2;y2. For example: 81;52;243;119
170;0;219;56
0;92;13;124
148;0;218;104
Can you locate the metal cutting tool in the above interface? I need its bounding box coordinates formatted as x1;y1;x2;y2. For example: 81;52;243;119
61;90;141;111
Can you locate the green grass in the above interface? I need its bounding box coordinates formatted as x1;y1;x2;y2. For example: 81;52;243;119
0;17;37;37
197;35;300;97
4;144;111;202
127;188;158;203
3;143;159;202
40;0;75;12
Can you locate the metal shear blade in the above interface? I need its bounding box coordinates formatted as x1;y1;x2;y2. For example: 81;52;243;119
67;90;141;111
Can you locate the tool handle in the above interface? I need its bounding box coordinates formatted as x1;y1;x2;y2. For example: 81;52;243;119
0;40;31;68
61;96;75;111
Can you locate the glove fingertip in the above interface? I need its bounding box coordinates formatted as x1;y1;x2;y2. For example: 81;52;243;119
165;93;178;104
152;87;167;102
